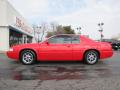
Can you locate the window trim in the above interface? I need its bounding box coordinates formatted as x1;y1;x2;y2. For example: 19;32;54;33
48;35;72;44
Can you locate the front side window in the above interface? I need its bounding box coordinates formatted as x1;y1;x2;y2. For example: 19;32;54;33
48;35;72;44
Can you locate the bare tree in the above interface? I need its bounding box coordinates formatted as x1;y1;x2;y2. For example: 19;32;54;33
40;22;48;41
32;22;49;42
32;24;41;43
50;22;58;32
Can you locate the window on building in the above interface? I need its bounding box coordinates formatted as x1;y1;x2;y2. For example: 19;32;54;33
27;36;32;43
9;30;22;47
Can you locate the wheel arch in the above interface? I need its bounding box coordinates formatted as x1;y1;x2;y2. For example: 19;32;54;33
19;48;37;60
83;49;100;59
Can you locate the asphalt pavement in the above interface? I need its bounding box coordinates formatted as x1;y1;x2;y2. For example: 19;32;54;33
0;51;120;90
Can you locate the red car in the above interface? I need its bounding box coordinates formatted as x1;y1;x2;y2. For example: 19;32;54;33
7;34;113;65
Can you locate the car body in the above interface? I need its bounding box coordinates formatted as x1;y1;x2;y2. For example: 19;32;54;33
7;34;113;65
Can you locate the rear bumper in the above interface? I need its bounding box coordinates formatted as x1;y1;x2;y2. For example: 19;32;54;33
100;50;113;59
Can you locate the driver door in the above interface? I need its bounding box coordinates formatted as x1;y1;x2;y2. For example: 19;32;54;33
39;35;73;61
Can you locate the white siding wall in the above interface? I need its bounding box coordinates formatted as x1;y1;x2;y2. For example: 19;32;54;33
0;0;7;26
0;27;9;51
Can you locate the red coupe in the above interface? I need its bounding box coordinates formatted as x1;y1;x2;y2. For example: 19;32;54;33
7;34;113;65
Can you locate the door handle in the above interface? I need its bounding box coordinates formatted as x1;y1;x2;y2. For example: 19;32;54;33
67;45;71;47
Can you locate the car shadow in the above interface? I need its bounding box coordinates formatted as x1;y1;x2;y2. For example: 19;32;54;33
36;61;84;65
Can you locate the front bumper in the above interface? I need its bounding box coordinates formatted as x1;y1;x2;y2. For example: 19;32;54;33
7;51;19;60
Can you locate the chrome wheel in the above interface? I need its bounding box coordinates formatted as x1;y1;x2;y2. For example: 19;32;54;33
22;52;33;64
87;52;97;64
20;50;36;65
84;50;99;65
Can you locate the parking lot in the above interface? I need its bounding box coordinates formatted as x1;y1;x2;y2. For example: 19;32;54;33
0;51;120;90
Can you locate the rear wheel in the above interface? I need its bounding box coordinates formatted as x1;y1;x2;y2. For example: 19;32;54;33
84;50;99;65
20;50;36;65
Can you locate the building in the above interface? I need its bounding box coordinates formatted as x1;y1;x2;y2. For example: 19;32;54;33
0;0;35;51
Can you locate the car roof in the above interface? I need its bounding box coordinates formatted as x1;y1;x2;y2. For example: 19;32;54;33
54;34;89;38
53;34;80;36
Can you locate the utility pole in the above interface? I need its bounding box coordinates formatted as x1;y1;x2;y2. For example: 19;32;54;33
98;23;104;41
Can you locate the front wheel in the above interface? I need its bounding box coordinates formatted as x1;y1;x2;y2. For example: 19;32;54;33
84;50;99;65
20;50;36;65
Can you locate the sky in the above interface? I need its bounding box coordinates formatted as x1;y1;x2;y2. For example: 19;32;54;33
8;0;120;39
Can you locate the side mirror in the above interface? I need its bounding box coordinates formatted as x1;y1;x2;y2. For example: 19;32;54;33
45;41;49;45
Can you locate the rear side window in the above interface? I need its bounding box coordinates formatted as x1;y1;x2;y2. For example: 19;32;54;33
72;36;80;44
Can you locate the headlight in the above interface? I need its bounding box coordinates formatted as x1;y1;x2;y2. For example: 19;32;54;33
9;48;13;51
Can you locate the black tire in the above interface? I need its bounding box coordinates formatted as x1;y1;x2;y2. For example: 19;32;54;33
20;50;36;65
84;50;99;65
